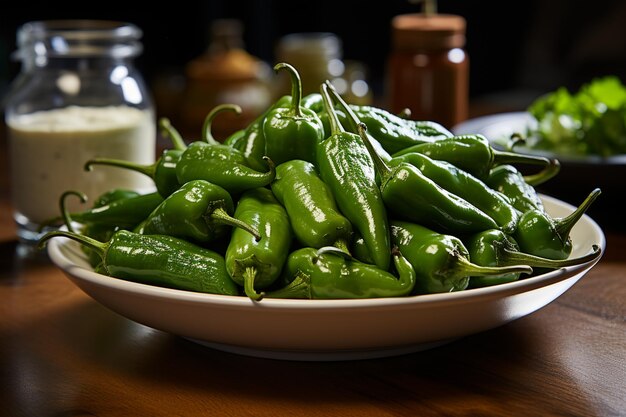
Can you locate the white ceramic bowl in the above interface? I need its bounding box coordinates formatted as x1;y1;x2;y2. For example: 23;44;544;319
47;195;605;361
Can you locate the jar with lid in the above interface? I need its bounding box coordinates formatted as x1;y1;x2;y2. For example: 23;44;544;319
3;20;156;242
386;12;469;129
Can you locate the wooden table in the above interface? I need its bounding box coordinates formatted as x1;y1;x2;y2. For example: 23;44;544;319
1;135;624;417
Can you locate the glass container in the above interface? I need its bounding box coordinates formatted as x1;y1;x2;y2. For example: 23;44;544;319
3;20;156;242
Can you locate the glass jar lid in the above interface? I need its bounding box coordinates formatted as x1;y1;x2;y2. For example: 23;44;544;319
14;20;143;60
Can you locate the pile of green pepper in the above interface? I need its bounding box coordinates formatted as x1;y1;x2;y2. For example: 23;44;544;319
38;63;603;301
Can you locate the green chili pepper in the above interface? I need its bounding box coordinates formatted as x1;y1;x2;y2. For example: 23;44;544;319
350;233;374;265
271;159;353;253
349;105;453;155
92;189;140;208
314;89;451;155
223;128;245;148
323;86;392;164
38;230;239;295
393;134;555;180
234;95;291;171
176;104;276;194
317;82;391;271
390;152;520;234
225;187;293;301
40;191;164;230
485;163;561;213
390;221;532;294
55;190;119;268
514;188;601;260
55;190;95;265
267;246;416;299
300;92;324;112
262;63;324;165
84;118;187;198
135;179;260;244
464;229;602;287
327;85;498;234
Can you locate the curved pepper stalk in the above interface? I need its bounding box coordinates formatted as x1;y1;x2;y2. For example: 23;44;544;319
514;188;601;259
262;63;325;165
84;117;187;197
176;105;276;194
464;229;602;287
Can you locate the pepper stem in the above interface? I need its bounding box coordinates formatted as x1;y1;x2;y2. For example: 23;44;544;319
391;248;417;296
84;157;156;178
325;83;393;179
320;82;343;135
455;255;533;279
332;238;352;257
37;230;107;261
202;104;242;145
316;245;354;261
493;149;553;168
524;158;561;186
159;117;188;151
266;272;312;299
325;80;360;132
274;62;303;118
500;244;601;269
555;188;601;240
208;207;261;241
243;267;264;301
60;190;87;233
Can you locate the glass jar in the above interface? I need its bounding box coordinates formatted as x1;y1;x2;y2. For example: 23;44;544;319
3;20;156;242
386;13;469;129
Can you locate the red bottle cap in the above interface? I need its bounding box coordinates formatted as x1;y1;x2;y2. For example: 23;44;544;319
391;14;466;51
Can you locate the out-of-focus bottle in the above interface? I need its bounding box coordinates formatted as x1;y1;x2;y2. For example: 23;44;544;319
275;32;344;97
339;60;373;106
179;19;272;140
386;9;469;129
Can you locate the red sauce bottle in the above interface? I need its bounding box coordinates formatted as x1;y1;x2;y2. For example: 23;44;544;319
386;13;469;129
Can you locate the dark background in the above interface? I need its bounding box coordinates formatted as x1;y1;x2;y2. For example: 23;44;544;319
2;0;626;115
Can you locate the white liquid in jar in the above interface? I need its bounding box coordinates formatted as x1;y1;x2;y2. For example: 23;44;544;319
7;105;156;224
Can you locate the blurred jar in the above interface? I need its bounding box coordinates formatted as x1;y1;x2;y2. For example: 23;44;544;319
179;19;272;140
275;32;344;97
335;60;373;106
386;12;469;128
3;20;155;243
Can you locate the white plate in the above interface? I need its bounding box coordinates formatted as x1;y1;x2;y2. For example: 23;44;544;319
452;111;626;164
46;195;605;361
